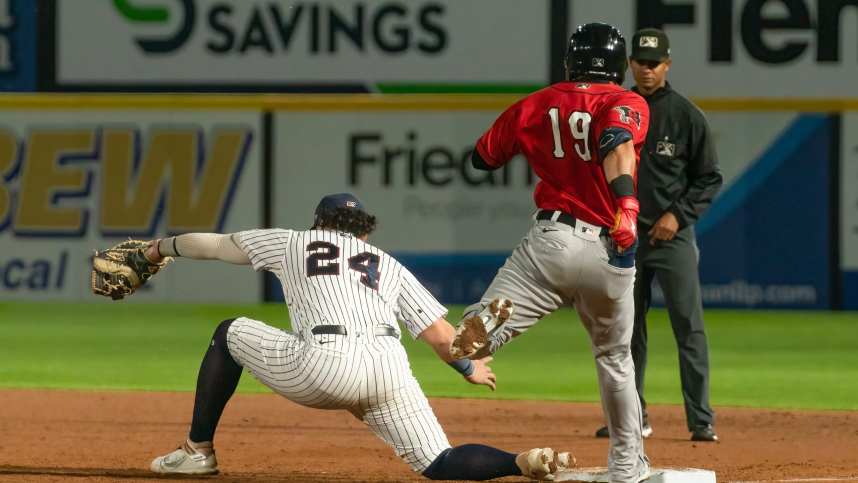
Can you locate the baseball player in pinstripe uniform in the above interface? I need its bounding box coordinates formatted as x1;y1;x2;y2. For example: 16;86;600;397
143;193;572;481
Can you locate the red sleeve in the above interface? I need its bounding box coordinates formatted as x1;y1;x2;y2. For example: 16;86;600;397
595;92;650;148
475;99;524;167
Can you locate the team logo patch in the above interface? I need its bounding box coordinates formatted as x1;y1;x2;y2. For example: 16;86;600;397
576;83;591;89
592;57;605;67
345;201;358;207
614;106;642;130
640;36;659;48
656;138;676;156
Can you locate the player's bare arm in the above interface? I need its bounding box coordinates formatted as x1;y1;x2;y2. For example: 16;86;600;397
604;139;641;251
144;233;251;265
418;318;497;391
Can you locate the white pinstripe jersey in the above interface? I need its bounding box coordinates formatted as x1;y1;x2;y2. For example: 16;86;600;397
236;228;447;338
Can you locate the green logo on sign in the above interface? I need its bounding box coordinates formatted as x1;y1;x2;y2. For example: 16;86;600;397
113;0;195;53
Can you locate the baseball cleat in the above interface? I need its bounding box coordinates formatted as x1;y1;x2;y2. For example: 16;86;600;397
150;440;218;475
450;298;514;359
691;424;718;442
515;447;575;481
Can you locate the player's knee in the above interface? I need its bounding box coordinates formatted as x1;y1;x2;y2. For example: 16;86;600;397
596;347;634;391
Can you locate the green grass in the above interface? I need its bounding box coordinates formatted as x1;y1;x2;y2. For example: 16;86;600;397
1;303;856;410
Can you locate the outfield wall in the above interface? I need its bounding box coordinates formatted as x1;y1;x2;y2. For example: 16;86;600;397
0;95;852;309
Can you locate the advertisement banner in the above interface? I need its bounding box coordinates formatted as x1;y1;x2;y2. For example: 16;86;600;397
0;0;36;91
571;0;858;99
0;109;262;302
274;110;535;303
274;109;834;307
52;0;549;92
842;114;858;309
693;114;832;309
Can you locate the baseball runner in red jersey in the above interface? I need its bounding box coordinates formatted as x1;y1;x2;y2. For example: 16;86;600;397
451;23;651;483
142;193;572;481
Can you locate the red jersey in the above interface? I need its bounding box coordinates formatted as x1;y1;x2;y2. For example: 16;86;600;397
475;82;649;227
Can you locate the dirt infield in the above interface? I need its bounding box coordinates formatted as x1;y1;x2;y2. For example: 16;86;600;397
0;390;856;483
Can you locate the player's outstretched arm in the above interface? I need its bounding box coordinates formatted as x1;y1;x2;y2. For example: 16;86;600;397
144;233;251;265
418;318;497;390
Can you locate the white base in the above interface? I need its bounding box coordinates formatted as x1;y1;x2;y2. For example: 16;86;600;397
556;467;716;483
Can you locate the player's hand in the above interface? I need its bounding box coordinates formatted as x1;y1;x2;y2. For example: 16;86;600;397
465;356;497;391
609;196;640;251
648;212;679;245
144;239;164;263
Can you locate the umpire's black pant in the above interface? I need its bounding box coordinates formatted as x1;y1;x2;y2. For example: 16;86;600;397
632;223;715;431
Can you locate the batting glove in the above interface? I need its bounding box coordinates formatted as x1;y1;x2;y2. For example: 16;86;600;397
609;196;639;251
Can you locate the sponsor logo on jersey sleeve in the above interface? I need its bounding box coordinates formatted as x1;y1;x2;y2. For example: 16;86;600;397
613;106;642;130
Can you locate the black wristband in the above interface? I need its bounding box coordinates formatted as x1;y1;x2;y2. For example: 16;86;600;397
609;174;635;198
447;358;475;377
172;237;182;257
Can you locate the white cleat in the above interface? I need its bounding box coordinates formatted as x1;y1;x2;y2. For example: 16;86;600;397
632;455;652;482
516;447;575;481
150;441;218;475
450;298;514;359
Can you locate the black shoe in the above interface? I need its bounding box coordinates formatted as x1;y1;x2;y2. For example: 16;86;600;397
691;424;719;442
594;422;652;439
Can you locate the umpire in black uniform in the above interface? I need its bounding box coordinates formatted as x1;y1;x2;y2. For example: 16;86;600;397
595;28;723;442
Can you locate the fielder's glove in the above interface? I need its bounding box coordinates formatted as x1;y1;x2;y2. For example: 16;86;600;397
91;240;171;300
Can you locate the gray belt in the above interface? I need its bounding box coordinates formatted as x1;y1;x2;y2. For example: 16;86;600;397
310;325;397;337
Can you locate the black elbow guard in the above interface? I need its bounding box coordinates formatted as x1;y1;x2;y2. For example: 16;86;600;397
599;127;633;160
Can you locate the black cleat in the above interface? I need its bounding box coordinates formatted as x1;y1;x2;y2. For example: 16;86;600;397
691;424;719;442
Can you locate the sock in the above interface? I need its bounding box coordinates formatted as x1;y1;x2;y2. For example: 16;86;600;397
184;439;213;457
422;444;521;481
188;319;242;443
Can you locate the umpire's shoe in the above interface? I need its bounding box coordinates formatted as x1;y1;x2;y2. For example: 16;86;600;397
515;447;575;481
150;440;218;475
691;424;719;442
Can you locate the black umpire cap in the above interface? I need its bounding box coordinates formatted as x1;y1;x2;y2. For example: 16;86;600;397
312;193;365;228
630;28;670;62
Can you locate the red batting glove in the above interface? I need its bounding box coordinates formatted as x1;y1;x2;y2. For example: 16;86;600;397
610;196;640;251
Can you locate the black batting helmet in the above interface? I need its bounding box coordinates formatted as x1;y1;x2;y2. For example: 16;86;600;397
564;23;628;85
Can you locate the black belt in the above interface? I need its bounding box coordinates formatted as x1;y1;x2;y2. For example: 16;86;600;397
536;210;609;236
311;325;397;337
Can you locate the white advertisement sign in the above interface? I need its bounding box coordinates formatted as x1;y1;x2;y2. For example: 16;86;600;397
56;0;549;87
572;0;858;98
0;110;262;301
274;111;536;252
842;114;858;270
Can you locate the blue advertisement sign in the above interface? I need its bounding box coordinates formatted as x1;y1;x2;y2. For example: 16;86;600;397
0;0;36;91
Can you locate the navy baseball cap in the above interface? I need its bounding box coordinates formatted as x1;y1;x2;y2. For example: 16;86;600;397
631;28;670;62
312;193;365;228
